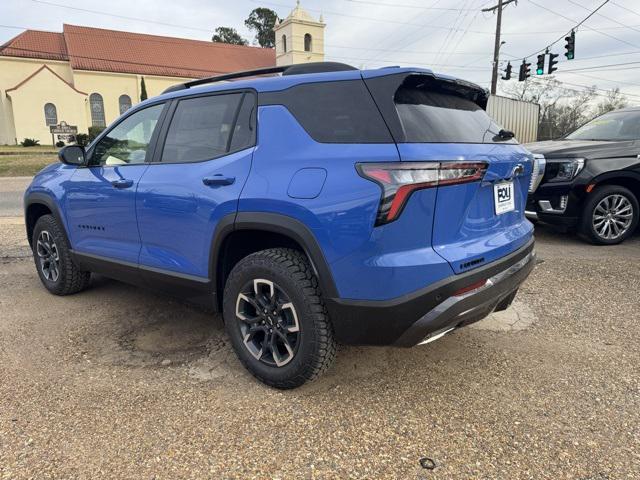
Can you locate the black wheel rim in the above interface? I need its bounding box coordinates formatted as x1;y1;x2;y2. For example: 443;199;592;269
235;279;300;367
36;230;60;282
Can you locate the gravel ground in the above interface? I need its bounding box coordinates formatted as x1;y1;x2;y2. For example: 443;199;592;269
0;219;638;479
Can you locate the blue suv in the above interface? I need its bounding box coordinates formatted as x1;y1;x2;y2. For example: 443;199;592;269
25;63;536;388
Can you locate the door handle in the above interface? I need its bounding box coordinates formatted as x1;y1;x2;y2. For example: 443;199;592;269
111;178;134;189
202;174;235;186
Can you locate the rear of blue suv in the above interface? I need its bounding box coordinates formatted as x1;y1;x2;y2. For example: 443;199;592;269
24;63;535;389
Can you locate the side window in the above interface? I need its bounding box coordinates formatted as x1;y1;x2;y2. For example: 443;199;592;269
161;93;242;163
119;94;132;115
229;94;256;152
90;93;106;127
259;80;392;143
44;103;57;126
90;104;164;167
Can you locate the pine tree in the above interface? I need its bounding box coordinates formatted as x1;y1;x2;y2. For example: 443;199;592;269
140;77;148;101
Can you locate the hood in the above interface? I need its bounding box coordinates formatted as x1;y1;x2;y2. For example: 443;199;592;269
523;139;637;159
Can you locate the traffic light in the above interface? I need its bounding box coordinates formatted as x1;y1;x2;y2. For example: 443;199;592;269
536;54;545;75
565;30;575;60
502;61;512;80
548;53;559;74
518;60;531;81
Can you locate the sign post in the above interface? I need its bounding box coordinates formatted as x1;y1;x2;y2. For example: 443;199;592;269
49;121;78;145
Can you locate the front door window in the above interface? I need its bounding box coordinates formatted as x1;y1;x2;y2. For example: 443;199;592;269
90;104;164;166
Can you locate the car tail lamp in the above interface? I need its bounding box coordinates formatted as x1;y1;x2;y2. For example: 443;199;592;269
357;161;488;225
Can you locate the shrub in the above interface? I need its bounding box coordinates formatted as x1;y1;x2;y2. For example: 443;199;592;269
88;126;105;141
20;138;40;147
75;133;89;147
55;140;65;148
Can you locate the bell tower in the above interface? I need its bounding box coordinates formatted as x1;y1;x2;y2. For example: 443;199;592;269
274;1;325;66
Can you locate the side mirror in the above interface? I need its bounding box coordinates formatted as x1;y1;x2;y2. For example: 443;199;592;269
58;145;85;166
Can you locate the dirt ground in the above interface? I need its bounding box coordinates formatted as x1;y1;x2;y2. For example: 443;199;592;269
0;217;638;479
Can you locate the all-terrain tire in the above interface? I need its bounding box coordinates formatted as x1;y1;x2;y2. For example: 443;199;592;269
32;214;91;295
223;248;336;389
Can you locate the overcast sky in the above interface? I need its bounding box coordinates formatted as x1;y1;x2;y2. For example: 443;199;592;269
2;0;640;103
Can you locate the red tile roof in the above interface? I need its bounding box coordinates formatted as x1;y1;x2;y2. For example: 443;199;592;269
0;24;276;79
0;30;68;61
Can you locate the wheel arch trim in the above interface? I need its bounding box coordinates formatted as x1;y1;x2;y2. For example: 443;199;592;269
209;211;339;300
24;192;68;247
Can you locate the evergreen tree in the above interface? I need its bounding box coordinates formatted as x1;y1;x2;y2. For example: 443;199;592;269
244;8;280;48
212;27;248;45
140;77;148;101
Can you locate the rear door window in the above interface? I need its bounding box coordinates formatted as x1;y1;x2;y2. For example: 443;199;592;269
161;93;243;163
395;79;506;143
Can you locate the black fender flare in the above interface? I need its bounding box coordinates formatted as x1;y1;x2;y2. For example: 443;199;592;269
209;211;339;300
24;192;68;247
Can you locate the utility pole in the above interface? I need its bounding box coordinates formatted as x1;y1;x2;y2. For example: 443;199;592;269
483;0;517;95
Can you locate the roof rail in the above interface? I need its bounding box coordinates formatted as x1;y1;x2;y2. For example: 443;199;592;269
162;62;356;94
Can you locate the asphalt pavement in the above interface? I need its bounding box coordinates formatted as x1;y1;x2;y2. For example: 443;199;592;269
0;177;30;217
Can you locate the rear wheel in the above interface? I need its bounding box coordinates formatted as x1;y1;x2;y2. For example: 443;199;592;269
580;185;639;245
32;215;91;295
223;248;336;389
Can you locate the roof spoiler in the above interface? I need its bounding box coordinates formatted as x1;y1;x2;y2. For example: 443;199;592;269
162;62;357;94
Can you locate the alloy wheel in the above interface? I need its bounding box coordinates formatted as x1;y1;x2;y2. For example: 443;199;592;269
36;230;60;282
592;194;634;241
235;279;300;367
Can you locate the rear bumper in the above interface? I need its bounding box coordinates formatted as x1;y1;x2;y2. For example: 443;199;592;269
326;237;535;346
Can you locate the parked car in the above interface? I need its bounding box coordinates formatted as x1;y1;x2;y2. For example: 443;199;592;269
24;63;536;389
525;107;640;244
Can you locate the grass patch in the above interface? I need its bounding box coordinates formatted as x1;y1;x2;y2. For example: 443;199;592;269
0;155;57;177
0;145;58;154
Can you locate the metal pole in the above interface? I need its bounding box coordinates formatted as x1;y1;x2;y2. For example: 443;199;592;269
490;0;503;95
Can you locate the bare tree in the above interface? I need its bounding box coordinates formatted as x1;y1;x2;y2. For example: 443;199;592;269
499;77;602;140
593;87;628;117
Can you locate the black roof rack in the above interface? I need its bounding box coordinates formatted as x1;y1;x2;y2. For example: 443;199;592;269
162;62;357;94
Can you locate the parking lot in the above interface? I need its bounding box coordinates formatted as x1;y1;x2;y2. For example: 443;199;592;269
0;214;639;479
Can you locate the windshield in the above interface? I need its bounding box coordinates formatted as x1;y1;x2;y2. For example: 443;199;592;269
566;110;640;141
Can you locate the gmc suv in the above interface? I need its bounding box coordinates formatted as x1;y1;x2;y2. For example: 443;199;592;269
25;63;536;389
526;107;640;244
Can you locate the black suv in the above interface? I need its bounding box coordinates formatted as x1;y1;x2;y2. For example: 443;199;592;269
525;107;640;244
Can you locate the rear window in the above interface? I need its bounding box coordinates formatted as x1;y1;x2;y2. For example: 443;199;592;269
394;77;508;144
259;80;392;143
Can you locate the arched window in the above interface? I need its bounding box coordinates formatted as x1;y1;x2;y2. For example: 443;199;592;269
89;93;106;127
119;94;132;115
304;33;312;52
44;103;57;126
281;34;287;53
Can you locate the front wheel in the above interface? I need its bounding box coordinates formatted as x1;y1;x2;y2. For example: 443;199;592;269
32;214;91;295
579;185;639;245
223;248;336;389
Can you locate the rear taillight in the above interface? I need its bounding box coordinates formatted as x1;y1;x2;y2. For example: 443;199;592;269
357;161;487;225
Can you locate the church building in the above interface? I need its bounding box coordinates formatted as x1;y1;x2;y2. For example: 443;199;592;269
0;2;325;145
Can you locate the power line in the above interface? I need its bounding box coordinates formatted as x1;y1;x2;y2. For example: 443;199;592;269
609;1;640;19
522;0;615;58
30;0;213;34
253;0;491;32
344;0;479;10
565;0;640;34
557;60;640;73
